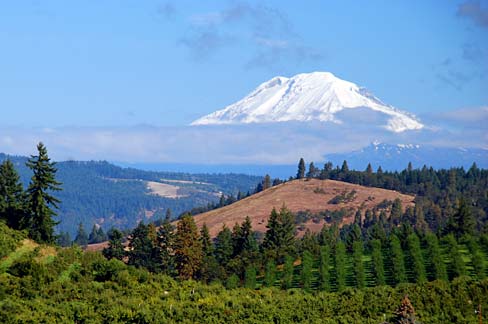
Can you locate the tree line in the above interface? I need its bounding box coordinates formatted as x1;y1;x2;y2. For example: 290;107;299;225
103;202;488;290
0;143;61;244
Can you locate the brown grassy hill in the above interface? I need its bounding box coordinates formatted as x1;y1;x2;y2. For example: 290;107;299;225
192;179;415;237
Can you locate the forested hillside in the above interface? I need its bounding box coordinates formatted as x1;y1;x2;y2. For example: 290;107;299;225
1;147;488;323
0;153;261;236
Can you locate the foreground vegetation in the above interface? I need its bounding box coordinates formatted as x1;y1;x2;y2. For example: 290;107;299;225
0;226;486;323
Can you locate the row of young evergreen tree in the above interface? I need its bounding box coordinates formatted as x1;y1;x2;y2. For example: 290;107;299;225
0;143;61;244
103;201;487;290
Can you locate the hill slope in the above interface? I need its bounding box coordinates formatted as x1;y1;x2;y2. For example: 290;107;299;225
192;178;415;237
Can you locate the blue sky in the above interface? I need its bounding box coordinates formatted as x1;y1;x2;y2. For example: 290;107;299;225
1;0;487;128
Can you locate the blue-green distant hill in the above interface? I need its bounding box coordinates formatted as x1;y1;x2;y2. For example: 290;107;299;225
0;153;261;236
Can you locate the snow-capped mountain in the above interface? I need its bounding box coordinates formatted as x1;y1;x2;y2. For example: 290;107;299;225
325;142;488;171
191;72;424;133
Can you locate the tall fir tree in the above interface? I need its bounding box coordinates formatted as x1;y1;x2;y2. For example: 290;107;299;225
174;214;202;279
262;205;296;262
157;215;176;276
103;228;125;261
296;158;305;179
0;159;26;230
25;143;62;243
371;239;385;286
352;240;365;288
281;255;294;289
318;245;330;291
335;241;346;292
74;222;88;247
301;250;313;292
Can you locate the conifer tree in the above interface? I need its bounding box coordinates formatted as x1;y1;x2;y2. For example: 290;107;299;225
371;239;385;286
127;222;154;270
103;228;125;261
0;159;25;230
25;143;62;243
447;197;475;238
306;162;317;178
318;245;330;291
445;234;465;279
424;233;447;281
264;260;276;287
406;233;426;284
199;224;218;282
301;250;313;291
296;158;305;179
281;255;294;289
157;215;176;276
174;214;202;279
263;174;271;190
244;266;256;289
390;234;406;285
215;225;233;270
335;241;346;292
262;205;296;262
390;198;403;226
74;222;88;247
352;240;365;288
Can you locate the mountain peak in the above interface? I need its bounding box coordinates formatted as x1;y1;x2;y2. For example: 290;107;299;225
191;71;424;132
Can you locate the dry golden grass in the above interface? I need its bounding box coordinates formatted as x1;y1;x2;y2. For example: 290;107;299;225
191;179;415;237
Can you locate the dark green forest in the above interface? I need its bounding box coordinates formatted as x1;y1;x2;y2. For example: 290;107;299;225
1;147;488;323
0;152;261;236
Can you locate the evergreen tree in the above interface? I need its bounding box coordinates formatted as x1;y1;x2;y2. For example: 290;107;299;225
299;229;320;256
263;174;271;190
296;158;305;179
466;236;485;280
244;266;256;289
390;234;406;285
390;198;403;226
88;224;106;244
371;239;385;286
103;228;125;261
352;240;365;288
262;206;296;262
318;245;330;291
341;160;349;173
174;214;202;280
127;222;154;270
281;255;294;289
447;197;475;238
214;225;233;271
25;143;62;243
301;250;313;292
306;162;318;178
0;159;25;230
199;224;218;282
74;222;88;247
424;233;447;281
335;241;346;292
264;260;276;287
225;273;239;289
406;233;426;284
157;216;176;276
444;234;465;279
